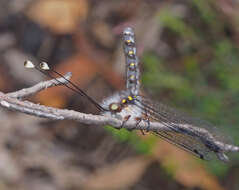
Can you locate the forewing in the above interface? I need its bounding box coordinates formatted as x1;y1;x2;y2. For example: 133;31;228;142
133;96;223;160
153;130;213;160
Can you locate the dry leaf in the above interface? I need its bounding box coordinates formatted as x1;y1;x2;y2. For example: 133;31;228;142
92;21;115;48
26;0;88;34
83;156;152;190
152;140;226;190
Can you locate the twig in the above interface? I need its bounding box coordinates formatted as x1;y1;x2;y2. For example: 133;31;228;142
7;72;72;99
0;72;238;162
0;76;170;131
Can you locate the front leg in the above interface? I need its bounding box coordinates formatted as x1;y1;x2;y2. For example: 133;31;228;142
120;115;131;129
135;117;145;135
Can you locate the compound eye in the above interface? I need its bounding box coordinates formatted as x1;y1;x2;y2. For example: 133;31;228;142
127;96;133;101
121;99;127;104
109;103;120;112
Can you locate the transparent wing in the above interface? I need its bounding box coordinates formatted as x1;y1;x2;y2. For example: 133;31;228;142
153;130;213;160
133;96;231;160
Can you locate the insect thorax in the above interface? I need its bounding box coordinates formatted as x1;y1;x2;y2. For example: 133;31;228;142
100;90;142;121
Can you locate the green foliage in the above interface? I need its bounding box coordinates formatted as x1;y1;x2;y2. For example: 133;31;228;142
206;160;229;177
191;0;217;26
158;9;198;43
104;126;157;155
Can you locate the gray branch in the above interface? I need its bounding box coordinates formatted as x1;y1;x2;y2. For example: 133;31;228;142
0;74;238;162
0;75;170;131
7;72;72;99
0;92;171;130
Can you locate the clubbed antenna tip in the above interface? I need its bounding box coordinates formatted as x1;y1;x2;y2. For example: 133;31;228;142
39;62;50;70
24;60;35;69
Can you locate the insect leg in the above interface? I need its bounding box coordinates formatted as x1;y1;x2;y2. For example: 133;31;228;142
120;115;131;129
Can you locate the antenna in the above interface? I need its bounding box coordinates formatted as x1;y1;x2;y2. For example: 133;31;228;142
24;60;107;112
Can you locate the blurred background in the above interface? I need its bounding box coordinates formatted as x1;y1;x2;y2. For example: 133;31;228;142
0;0;239;189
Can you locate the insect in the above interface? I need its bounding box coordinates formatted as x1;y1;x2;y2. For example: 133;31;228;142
101;91;239;161
24;27;239;162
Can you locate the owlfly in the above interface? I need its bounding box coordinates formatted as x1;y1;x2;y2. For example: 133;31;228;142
24;27;239;162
